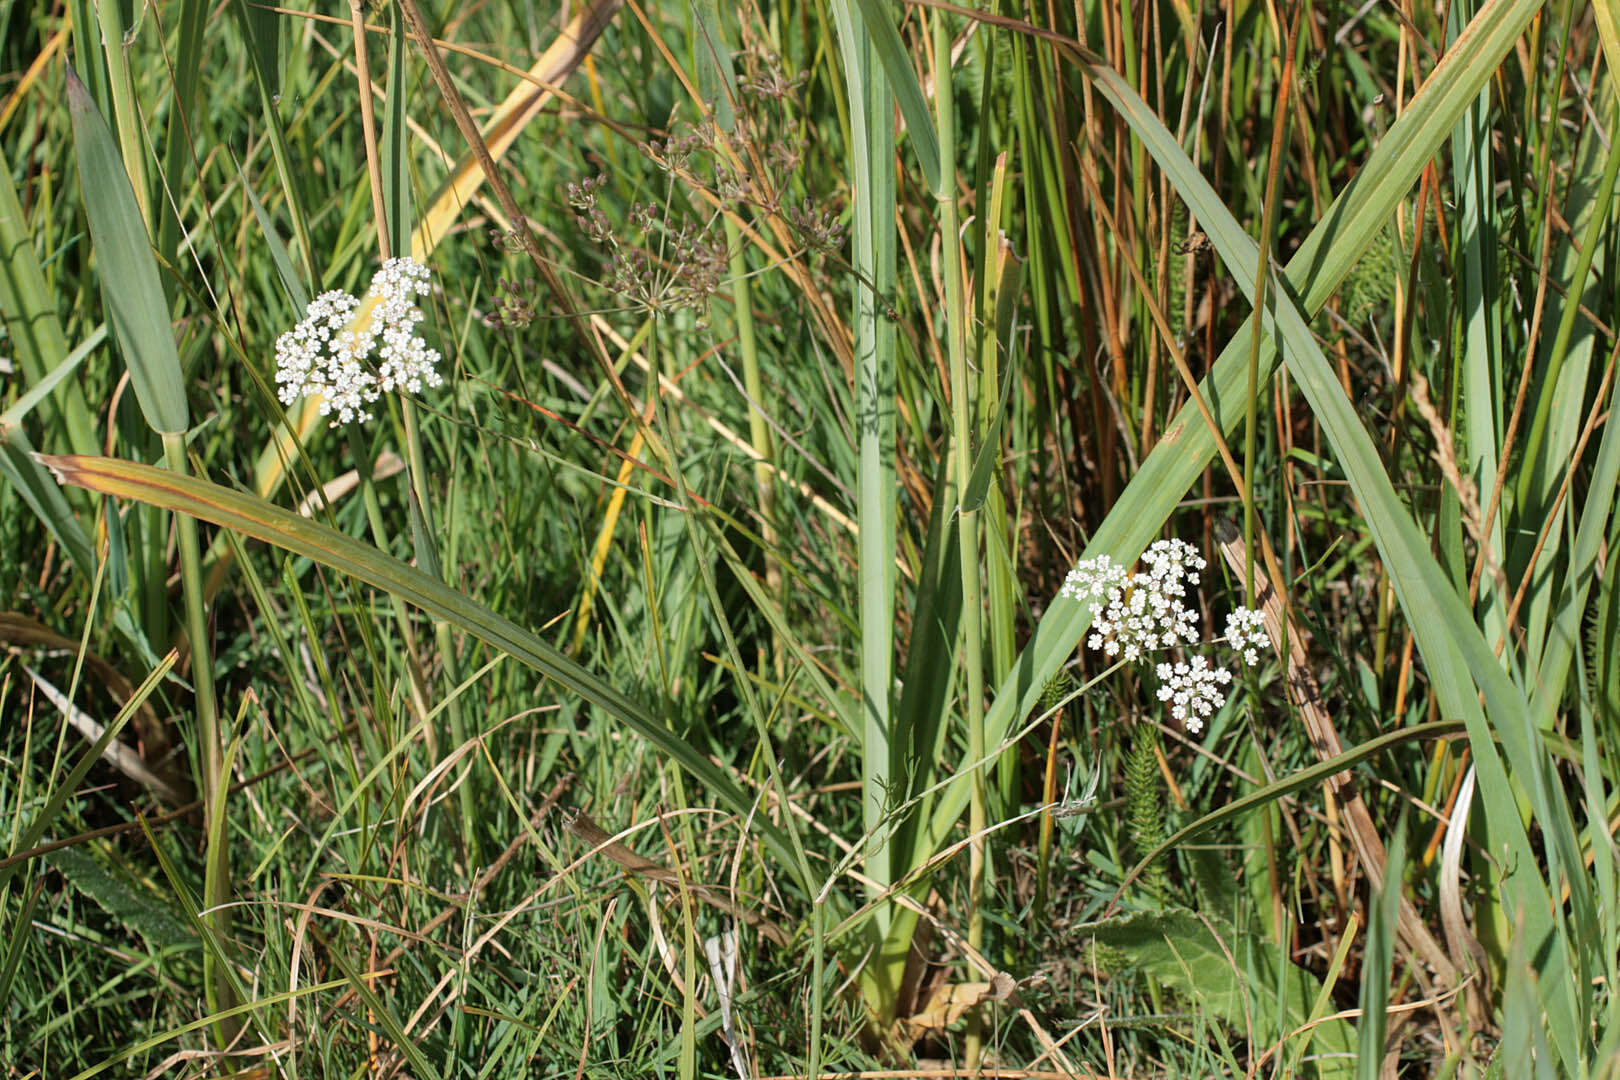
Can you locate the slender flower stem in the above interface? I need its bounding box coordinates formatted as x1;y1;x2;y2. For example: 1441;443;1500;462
347;0;478;865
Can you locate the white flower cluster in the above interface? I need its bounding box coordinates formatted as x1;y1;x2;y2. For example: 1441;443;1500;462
1155;656;1231;734
273;256;443;425
1059;539;1274;735
1224;607;1269;667
1059;539;1206;661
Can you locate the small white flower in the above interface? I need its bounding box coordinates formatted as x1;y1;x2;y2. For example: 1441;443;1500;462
1062;541;1205;662
271;257;443;426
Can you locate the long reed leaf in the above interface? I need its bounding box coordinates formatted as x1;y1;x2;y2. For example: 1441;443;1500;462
38;454;806;877
65;67;189;436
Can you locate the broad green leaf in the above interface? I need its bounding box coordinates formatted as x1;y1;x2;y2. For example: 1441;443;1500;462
66;67;189;436
1080;908;1355;1077
46;847;195;952
0;140;99;456
841;0;941;193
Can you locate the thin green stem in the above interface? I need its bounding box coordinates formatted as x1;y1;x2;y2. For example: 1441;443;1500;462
162;431;235;1046
725;214;780;670
1514;100;1620;512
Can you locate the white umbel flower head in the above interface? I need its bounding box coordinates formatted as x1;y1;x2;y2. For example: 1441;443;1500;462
272;256;443;425
1154;656;1232;734
1224;607;1270;667
369;257;444;394
1061;539;1205;662
1059;539;1270;735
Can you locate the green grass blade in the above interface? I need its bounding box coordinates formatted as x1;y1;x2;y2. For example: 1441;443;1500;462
0;140;99;456
1355;819;1406;1080
1121;720;1462;891
827;0;903;936
39;454;806;878
241;165;309;311
1448;0;1509;645
65;66;189;436
155;0;209;267
846;0;940;192
382;3;413;261
1531;364;1620;731
0;427;95;576
922;0;1548;860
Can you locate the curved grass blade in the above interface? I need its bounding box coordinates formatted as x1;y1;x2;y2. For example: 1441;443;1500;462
0;428;95;582
1118;720;1462;896
39;454;805;878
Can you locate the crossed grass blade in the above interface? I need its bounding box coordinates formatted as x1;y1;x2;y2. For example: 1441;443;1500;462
39;454;807;881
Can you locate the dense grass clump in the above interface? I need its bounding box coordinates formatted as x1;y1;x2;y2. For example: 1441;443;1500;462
3;0;1620;1073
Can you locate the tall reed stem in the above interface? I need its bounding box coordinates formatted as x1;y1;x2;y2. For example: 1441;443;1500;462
725;214;781;670
933;9;986;1067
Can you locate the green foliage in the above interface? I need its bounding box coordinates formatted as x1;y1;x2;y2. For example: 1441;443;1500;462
3;0;1620;1070
1079;907;1357;1077
45;847;195;952
1124;724;1167;899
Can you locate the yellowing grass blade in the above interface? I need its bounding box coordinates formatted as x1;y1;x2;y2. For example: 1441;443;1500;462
409;0;623;260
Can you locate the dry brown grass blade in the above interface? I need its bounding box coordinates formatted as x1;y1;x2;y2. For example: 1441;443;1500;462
294;450;405;517
0;611;190;804
1214;522;1461;995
